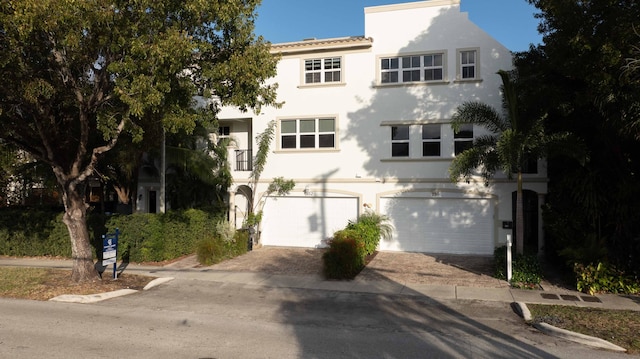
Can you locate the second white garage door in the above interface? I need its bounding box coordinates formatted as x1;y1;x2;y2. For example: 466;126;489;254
261;196;358;248
379;197;494;255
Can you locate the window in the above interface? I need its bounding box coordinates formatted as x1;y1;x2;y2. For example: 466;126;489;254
454;124;473;155
217;125;231;145
381;58;399;83
280;118;335;150
381;52;445;84
391;125;410;157
402;56;421;82
304;57;341;84
422;124;441;156
522;156;538;174
458;49;477;80
423;54;444;81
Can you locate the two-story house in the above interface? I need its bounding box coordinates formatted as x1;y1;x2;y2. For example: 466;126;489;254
218;0;547;255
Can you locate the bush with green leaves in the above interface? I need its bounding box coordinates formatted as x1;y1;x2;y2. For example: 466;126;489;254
322;229;366;280
0;207;72;257
494;246;542;289
574;262;640;295
345;210;392;256
196;225;249;266
104;209;221;263
0;207;238;263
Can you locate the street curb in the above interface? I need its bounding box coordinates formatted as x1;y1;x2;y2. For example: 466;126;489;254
533;323;627;352
143;277;175;290
49;277;175;304
512;301;627;353
511;302;532;321
50;289;138;304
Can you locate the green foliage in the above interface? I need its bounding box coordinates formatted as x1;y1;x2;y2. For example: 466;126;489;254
516;1;640;273
164;123;232;211
494;246;542;289
574;262;640;296
266;177;296;196
322;229;366;280
0;208;71;257
450;70;583;255
0;208;223;262
104;209;217;263
196;227;248;266
0;0;279;279
345;211;392;256
322;211;392;279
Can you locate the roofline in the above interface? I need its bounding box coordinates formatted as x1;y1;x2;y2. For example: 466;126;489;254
270;36;373;56
365;0;460;14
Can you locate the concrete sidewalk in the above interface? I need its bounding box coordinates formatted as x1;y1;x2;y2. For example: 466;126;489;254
1;255;638;311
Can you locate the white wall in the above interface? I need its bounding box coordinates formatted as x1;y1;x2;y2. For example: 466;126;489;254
219;0;544;250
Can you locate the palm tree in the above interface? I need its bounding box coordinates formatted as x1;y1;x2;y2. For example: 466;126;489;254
450;70;583;254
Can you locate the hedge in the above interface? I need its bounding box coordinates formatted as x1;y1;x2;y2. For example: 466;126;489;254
0;207;229;263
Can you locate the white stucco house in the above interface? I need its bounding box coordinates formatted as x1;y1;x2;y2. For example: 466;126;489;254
219;0;547;255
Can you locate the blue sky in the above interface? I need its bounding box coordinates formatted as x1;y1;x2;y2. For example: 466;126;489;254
255;0;542;52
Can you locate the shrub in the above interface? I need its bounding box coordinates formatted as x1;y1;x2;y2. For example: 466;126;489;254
0;207;72;257
103;209;229;262
494;246;542;289
345;210;392;256
574;262;640;295
322;229;365;280
0;207;241;263
196;227;249;266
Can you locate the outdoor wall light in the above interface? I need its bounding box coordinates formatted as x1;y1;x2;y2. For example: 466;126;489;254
304;186;314;196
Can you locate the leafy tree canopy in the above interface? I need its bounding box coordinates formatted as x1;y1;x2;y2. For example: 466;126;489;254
0;0;279;281
518;0;640;270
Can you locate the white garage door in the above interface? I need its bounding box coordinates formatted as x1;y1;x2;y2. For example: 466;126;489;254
261;196;358;248
379;197;494;254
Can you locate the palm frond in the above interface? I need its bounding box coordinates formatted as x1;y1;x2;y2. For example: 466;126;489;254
452;102;509;133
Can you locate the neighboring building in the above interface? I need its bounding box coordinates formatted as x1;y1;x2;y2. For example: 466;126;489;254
219;0;547;254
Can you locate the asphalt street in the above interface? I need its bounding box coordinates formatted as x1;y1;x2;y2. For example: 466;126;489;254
0;278;636;358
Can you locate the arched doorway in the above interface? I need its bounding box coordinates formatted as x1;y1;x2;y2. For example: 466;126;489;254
232;185;253;229
512;190;539;254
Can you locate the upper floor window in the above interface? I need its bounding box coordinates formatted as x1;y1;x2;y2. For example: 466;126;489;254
422;124;441;157
381;52;445;84
218;126;230;137
458;49;478;80
305;57;341;84
454;124;474;155
391;125;410;157
281;118;336;150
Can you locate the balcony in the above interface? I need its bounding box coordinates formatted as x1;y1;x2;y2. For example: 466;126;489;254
235;149;253;172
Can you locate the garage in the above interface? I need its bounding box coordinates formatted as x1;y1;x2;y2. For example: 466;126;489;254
260;196;359;248
379;197;494;255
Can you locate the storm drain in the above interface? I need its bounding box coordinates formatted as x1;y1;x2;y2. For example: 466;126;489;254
539;293;602;303
581;295;602;303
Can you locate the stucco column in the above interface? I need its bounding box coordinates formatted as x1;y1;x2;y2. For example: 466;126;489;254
538;193;546;256
228;189;236;228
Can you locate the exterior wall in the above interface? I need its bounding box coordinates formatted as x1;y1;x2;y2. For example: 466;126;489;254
220;0;547;252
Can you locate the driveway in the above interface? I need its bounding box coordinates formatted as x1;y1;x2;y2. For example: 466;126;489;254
206;246;509;288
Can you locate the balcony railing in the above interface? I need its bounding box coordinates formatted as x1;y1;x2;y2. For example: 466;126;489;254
235;149;253;171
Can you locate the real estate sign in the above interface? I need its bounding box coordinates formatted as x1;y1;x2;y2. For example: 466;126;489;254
102;229;119;279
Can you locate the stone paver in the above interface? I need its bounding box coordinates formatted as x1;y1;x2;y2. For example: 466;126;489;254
205;247;509;289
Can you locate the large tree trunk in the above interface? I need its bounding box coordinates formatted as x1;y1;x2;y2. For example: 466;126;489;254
516;171;525;255
61;181;100;283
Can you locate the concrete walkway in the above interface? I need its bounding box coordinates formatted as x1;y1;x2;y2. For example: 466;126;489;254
0;255;638;311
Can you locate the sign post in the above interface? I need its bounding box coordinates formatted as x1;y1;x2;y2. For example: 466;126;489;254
102;228;119;280
506;234;513;283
